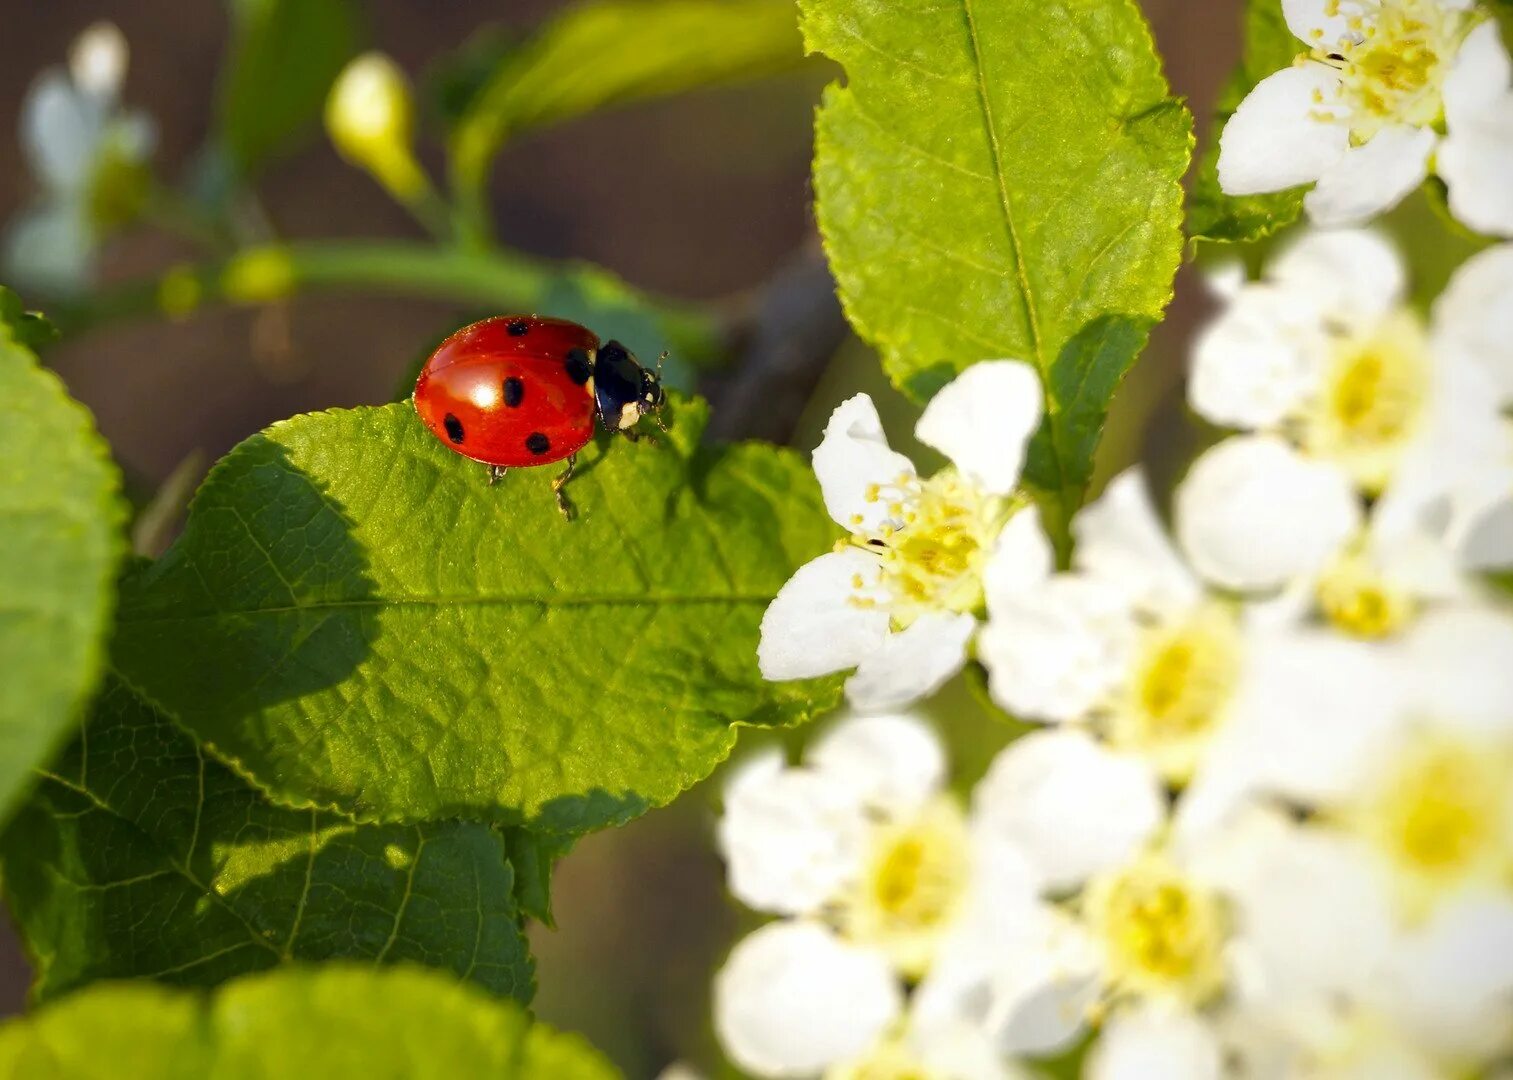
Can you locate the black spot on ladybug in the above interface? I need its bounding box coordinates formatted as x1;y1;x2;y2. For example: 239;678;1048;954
506;319;530;336
503;377;525;407
564;348;592;385
443;413;465;444
525;432;551;456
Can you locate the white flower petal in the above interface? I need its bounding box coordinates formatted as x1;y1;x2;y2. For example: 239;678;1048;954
1400;605;1513;735
1267;227;1407;320
714;922;902;1078
812;394;918;532
20;71;101;192
1441;100;1513;237
983;506;1054;605
980;575;1133;723
844;611;975;712
758;551;890;681
1443;21;1512;130
1218;64;1349;195
1460;495;1513;570
718;750;870;916
1088;1003;1221;1080
1188;287;1324;430
1389;893;1513;1058
1281;0;1351;45
914;361;1043;496
915;902;1101;1058
2;205;91;296
1176;435;1361;593
1179;627;1403;829
1074;468;1200;610
807;712;945;813
1432;243;1513;407
1226;823;1396;997
908;1020;1026;1080
1304;126;1435;227
974;729;1163;889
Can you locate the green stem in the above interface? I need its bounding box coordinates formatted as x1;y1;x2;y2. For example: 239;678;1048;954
56;240;726;367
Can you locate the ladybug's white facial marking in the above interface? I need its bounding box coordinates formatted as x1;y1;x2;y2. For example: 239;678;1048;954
616;401;641;430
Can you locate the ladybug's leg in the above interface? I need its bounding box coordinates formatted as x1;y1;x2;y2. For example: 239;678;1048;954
552;454;578;520
488;465;508;486
621;428;661;448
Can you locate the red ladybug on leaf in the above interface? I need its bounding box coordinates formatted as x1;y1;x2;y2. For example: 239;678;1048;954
413;315;667;517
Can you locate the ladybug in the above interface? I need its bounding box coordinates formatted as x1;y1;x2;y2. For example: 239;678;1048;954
413;315;667;517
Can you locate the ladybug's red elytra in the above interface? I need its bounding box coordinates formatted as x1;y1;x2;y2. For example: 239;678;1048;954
413;315;667;518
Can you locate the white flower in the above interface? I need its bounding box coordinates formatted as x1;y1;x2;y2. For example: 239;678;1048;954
4;22;154;295
1217;2;1513;234
979;468;1353;782
718;714;974;978
1186;604;1513;924
1191;230;1512;493
760;363;1043;711
910;730;1250;1078
715;920;904;1078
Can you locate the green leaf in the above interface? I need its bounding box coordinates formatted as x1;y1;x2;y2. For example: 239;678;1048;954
0;676;533;1003
450;0;807;222
214;0;361;178
0;288;59;352
113;397;842;833
803;0;1191;542
0;318;124;820
0;964;619;1078
503;828;574;927
1187;0;1306;244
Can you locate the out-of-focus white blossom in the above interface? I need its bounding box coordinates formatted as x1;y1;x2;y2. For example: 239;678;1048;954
1218;3;1513;234
759;363;1043;710
4;22;154;295
910;730;1252;1077
979;469;1353;782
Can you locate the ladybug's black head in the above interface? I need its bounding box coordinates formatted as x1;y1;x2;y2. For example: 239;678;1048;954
594;340;666;431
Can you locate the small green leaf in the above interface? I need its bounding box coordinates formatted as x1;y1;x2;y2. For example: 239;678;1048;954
113;398;841;833
450;0;807;220
0;964;619;1078
0;289;59;352
0;317;124;820
503;828;575;927
214;0;361;178
1187;0;1306;244
0;676;533;1003
803;0;1191;540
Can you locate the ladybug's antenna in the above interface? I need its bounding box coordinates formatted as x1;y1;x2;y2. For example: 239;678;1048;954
657;351;667;377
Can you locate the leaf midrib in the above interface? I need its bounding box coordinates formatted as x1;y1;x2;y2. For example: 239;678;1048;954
119;592;775;625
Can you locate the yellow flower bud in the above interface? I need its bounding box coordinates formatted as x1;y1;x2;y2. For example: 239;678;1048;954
324;53;427;201
222;246;295;304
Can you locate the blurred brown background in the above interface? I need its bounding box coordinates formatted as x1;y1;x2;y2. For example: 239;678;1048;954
0;1;1240;1074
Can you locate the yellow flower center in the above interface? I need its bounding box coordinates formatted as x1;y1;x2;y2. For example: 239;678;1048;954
1110;605;1242;783
842;469;1009;629
837;798;971;978
826;1038;935;1080
1360;735;1511;907
1084;856;1228;1005
1307;0;1471;143
1315;546;1416;638
1300;309;1430;492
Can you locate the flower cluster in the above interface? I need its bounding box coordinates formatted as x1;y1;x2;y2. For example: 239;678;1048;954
733;228;1513;1078
1218;0;1513;235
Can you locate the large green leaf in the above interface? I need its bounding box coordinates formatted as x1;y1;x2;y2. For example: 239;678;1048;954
0;676;533;1003
0;964;618;1078
449;0;807;225
113;398;841;833
214;0;360;178
1187;0;1306;244
0;307;124;820
803;0;1191;541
